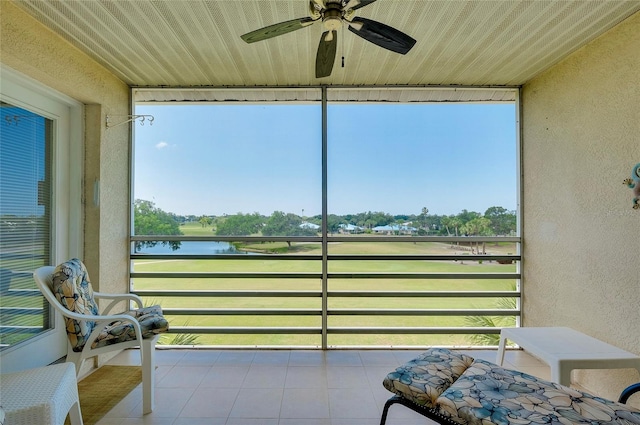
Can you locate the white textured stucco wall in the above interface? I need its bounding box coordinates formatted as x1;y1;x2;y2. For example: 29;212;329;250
522;11;640;403
1;4;130;307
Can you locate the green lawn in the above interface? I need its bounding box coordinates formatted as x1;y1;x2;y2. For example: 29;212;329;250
179;221;217;236
143;223;517;346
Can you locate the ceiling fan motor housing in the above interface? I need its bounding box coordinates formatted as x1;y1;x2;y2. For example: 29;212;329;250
323;3;343;31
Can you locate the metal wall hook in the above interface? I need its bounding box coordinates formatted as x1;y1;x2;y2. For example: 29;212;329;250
3;115;43;126
106;114;154;129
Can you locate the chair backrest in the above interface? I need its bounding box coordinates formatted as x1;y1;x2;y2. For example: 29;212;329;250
33;265;59;307
34;259;99;351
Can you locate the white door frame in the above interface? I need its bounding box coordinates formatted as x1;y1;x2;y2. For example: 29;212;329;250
0;66;83;372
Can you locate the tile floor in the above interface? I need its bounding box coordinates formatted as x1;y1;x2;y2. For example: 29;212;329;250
95;348;551;425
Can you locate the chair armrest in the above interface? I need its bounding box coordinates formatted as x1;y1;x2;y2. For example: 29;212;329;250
53;303;144;344
81;313;144;352
54;307;142;331
94;291;144;313
619;383;640;404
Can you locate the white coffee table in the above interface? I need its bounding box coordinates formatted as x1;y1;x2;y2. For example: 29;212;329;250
496;326;640;386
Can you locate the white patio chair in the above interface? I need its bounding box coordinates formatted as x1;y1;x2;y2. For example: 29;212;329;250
34;259;169;414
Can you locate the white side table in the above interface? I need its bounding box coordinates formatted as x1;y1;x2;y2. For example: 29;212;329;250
0;362;83;425
496;326;640;386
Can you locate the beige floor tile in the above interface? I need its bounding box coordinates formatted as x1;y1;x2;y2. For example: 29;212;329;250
119;418;175;425
215;350;256;366
127;387;195;418
97;348;550;424
243;365;288;388
156;365;210;388
199;365;249;388
289;350;327;366
326;366;368;388
226;419;278;425
285;366;328;388
154;349;186;366
173;418;226;425
180;349;221;365
280;388;330;418
178;387;239;418
252;350;291;365
279;419;332;425
229;388;284;418
358;350;399;367
95;418;125;425
328;388;380;419
325;351;363;366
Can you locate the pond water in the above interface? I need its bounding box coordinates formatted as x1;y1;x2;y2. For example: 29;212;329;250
135;240;250;255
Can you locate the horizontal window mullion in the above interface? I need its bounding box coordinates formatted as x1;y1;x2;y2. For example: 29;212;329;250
328;273;520;279
134;289;518;298
131;236;322;243
162;308;518;316
133;290;321;297
328;309;519;316
131;254;518;261
164;308;320;315
327;236;521;243
131;272;518;279
328;291;520;297
130;236;519;243
167;327;322;334
327;327;503;334
131;254;321;260
131;272;321;279
328;255;520;261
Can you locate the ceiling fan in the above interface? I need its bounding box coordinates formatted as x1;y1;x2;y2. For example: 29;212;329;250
240;0;416;78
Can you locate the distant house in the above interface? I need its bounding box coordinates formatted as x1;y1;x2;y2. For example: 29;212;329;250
338;223;364;234
299;222;320;230
372;224;417;235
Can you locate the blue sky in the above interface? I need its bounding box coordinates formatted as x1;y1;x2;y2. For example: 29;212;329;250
134;102;516;217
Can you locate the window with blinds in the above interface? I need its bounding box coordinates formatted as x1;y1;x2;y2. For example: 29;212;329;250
0;101;53;350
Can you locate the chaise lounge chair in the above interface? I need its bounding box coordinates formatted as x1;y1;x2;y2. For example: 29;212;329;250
381;347;640;425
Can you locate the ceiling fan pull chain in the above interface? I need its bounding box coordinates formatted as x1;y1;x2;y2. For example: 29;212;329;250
342;21;345;68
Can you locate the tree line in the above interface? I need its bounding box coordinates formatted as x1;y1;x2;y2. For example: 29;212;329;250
134;199;516;250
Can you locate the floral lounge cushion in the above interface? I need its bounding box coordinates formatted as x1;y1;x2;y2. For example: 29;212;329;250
383;347;475;408
52;258;169;352
436;358;640;425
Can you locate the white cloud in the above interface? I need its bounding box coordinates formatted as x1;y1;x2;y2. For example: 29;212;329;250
155;141;169;149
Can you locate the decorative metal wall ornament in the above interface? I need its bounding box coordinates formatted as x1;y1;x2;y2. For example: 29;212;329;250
623;163;640;209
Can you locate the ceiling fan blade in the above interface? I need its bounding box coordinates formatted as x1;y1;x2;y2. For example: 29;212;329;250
241;17;316;43
344;0;377;11
316;31;337;78
347;17;416;54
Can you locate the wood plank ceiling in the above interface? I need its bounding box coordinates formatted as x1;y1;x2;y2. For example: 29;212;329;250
12;1;640;102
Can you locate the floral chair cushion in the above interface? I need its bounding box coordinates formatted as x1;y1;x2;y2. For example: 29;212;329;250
383;348;475;408
52;258;99;351
436;358;640;425
52;258;169;352
91;304;168;350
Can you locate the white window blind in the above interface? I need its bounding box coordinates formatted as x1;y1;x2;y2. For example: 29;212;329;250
0;101;53;349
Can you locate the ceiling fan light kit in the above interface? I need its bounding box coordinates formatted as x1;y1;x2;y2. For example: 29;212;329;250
240;0;416;78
